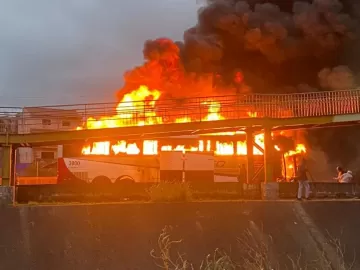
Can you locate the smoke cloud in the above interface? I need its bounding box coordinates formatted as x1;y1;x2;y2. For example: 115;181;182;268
118;0;360;167
318;65;355;90
119;0;359;100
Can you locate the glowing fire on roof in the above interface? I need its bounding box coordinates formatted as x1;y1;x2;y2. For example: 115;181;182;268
77;85;306;179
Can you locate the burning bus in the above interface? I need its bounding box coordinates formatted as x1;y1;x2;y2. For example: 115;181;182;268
55;85;305;184
14;85;306;185
57;132;303;184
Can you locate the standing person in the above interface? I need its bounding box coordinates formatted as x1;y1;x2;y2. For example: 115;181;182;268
237;164;247;197
238;164;247;183
296;156;310;201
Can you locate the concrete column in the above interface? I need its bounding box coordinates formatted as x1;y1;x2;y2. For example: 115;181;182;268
2;145;14;186
261;126;279;200
263;127;273;183
0;145;14;205
246;129;254;184
138;140;144;155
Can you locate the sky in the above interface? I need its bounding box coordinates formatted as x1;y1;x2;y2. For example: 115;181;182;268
0;0;199;107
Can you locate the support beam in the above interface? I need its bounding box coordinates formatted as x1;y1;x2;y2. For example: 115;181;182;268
263;127;274;183
253;141;264;154
0;145;14;205
1;145;14;186
232;139;237;156
261;126;280;200
0;114;342;146
246;129;254;184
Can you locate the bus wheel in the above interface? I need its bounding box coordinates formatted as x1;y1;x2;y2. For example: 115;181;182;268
115;175;135;185
91;176;112;185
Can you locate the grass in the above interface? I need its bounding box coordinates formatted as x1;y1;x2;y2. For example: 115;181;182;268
151;226;356;270
18;182;252;203
147;182;254;202
151;226;235;270
148;182;193;202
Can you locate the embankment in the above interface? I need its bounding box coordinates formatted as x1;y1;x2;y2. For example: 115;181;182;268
0;201;358;269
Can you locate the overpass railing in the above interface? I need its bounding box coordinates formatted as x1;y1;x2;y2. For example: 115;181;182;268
1;89;360;133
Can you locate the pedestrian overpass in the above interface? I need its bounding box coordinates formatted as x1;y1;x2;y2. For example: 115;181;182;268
1;89;360;185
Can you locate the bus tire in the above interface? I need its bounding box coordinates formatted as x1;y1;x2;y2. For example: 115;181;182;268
91;176;112;185
115;175;135;185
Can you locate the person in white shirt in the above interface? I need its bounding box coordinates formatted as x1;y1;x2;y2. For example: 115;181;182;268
296;157;310;200
339;171;353;183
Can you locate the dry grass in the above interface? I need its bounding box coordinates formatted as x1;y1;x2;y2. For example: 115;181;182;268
148;182;193;202
151;226;356;270
150;226;235;270
323;231;356;270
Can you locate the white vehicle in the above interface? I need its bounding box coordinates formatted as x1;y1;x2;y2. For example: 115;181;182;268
57;152;272;184
57;152;215;184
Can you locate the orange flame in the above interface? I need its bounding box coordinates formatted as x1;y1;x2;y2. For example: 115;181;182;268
247;111;257;117
78;85;307;178
284;144;306;157
283;143;307;179
82;141;110;155
112;140;140;155
79;85;162;130
202;101;224;121
78;85;228;132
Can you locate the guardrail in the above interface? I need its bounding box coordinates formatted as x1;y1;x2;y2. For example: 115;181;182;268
14;182;260;203
1;89;360;133
14;182;360;203
279;182;360;198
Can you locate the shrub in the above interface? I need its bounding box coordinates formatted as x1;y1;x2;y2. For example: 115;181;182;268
148;182;192;202
151;227;356;270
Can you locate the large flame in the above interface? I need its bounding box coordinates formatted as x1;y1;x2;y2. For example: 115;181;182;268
78;85;228;130
82;141;110;155
80;85;162;130
78;85;306;180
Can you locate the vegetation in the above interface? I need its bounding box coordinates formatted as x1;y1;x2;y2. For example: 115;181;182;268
16;181;357;203
147;181;258;202
17;182;256;203
151;227;356;270
148;182;193;202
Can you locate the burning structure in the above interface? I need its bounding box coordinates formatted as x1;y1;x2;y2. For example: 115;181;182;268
64;0;359;182
70;84;306;182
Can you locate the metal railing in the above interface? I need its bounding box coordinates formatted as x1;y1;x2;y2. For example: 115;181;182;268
279;182;360;198
1;89;360;133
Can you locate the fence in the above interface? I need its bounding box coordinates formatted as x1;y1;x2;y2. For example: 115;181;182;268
279;182;360;198
1;89;360;133
14;181;360;203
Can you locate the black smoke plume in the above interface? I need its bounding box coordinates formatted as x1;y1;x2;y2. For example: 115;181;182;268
119;0;360;168
180;0;359;92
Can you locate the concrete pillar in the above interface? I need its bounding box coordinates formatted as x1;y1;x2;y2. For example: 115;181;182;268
0;145;14;205
2;145;14;186
57;145;63;158
261;126;279;200
138;140;144;155
263;127;273;183
246;129;254;184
